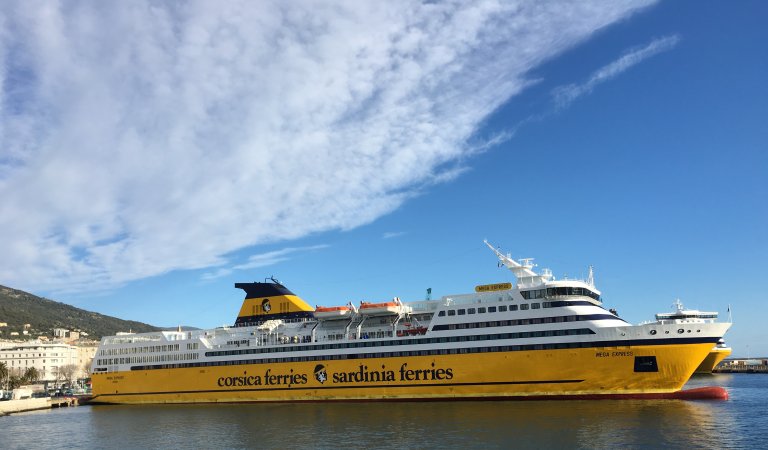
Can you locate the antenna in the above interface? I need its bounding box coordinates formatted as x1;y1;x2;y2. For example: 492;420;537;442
484;239;546;287
586;265;595;287
426;288;432;301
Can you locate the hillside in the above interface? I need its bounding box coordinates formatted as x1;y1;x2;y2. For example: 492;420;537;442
0;285;160;340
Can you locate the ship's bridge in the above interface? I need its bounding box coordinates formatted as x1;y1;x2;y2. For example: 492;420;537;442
520;281;601;302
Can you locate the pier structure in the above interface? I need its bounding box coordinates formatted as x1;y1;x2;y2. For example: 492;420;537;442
714;358;768;373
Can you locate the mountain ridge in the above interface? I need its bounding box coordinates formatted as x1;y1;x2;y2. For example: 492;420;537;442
0;284;161;340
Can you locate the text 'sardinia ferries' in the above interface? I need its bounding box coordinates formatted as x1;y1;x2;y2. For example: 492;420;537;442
90;241;731;404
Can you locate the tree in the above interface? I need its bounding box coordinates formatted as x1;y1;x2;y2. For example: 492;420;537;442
0;361;7;390
59;364;79;386
7;375;22;390
21;367;40;384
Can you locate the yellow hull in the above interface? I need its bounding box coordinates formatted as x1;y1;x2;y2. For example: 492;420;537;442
694;347;732;373
92;343;714;404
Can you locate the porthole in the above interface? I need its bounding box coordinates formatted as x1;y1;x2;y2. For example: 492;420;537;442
677;329;684;334
650;330;657;335
665;331;670;334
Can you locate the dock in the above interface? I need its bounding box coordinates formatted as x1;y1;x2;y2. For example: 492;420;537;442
0;396;89;416
714;358;768;374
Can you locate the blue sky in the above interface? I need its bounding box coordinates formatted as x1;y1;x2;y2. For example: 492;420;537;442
1;2;766;356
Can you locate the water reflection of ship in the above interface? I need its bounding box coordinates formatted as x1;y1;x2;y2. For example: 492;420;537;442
576;396;730;449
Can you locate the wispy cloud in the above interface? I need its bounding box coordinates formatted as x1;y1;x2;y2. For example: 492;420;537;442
0;1;655;294
552;35;680;109
383;232;406;239
201;245;329;280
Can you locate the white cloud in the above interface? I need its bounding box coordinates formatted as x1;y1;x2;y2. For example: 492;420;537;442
552;34;680;109
0;1;656;293
383;232;406;240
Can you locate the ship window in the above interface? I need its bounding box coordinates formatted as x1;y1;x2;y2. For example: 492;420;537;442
495;306;503;312
438;311;445;317
458;309;466;315
531;303;540;309
448;310;456;316
520;304;529;310
478;307;486;313
509;305;518;311
468;308;476;314
634;356;659;372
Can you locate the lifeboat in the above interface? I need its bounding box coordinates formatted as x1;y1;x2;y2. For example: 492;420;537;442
313;305;352;320
359;298;410;316
396;327;428;337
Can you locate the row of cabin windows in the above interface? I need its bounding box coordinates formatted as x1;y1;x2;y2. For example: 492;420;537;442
100;343;180;356
135;328;596;370
440;303;536;317
202;327;595;358
441;305;508;317
521;287;600;301
431;314;618;331
96;352;200;366
437;300;596;318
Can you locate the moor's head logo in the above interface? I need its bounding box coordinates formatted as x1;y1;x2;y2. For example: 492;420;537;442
314;364;327;384
261;298;271;313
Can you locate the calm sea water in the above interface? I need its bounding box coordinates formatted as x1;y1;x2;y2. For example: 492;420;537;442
2;374;765;449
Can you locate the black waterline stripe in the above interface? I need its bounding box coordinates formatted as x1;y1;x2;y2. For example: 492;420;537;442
204;335;718;358
92;379;585;399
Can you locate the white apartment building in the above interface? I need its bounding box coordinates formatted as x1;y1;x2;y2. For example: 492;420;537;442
0;341;98;382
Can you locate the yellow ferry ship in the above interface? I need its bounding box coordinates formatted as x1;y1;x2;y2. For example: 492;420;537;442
90;241;730;403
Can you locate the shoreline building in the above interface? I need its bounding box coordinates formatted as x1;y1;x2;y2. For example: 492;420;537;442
0;341;98;382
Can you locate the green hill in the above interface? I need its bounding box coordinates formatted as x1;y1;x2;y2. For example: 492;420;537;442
0;285;160;340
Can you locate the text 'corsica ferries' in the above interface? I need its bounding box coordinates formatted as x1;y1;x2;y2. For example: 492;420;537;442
90;241;731;404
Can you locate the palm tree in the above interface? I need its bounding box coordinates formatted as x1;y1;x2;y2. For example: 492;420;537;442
22;367;40;384
8;375;22;390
